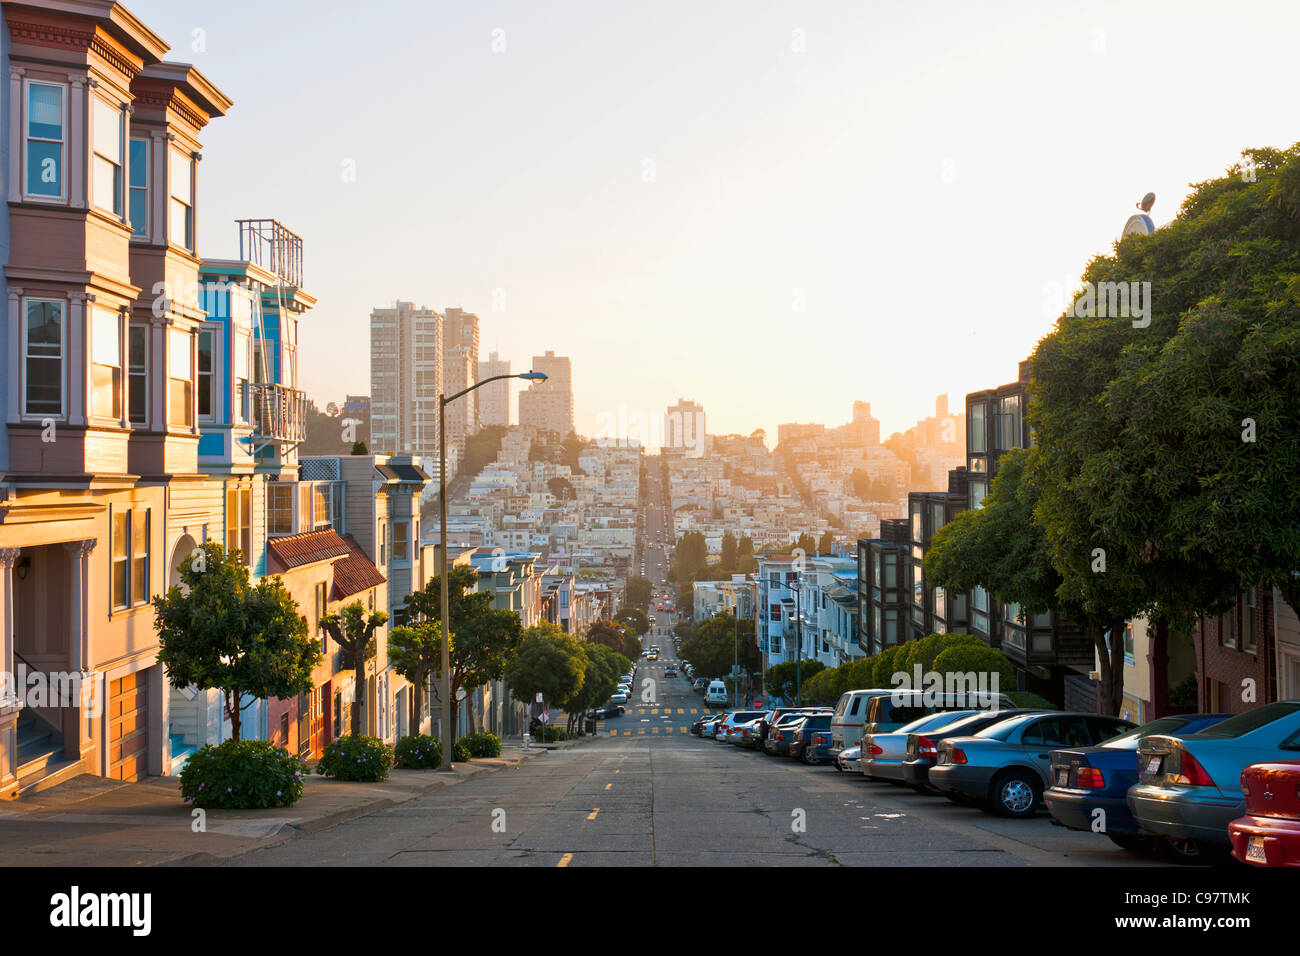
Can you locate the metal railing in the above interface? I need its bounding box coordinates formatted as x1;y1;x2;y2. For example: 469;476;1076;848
237;219;304;288
249;381;307;443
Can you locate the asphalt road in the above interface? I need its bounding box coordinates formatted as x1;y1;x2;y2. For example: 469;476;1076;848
236;639;1162;867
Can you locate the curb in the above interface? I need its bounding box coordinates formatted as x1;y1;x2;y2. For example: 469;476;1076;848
162;748;549;867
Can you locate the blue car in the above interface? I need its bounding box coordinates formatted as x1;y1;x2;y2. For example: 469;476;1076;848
1044;713;1230;855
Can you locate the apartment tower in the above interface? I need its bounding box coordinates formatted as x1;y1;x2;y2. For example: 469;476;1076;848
518;350;574;439
369;301;442;460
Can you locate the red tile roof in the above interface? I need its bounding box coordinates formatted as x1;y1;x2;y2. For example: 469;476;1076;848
267;529;353;573
332;534;386;600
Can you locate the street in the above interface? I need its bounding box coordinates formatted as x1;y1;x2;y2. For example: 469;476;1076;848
236;639;1158;867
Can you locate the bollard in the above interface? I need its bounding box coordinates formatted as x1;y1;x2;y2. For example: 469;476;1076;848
522;733;531;751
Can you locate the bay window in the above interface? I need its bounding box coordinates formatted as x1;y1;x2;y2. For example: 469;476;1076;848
129;138;149;237
92;97;124;216
197;328;215;422
91;308;122;419
23;299;64;417
169;329;193;427
169;147;194;250
25;81;65;199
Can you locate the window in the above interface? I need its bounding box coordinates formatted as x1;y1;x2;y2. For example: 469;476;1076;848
884;609;898;646
110;507;150;610
1221;607;1237;649
393;520;409;561
24;299;64;416
997;394;1023;450
128;326;148;425
267;483;293;535
197;329;215;421
91;309;122;419
169;330;193;427
968;403;986;454
379;522;386;565
169;147;194;249
884;553;897;589
129;138;149;238
1243;589;1257;653
969;479;987;510
225;484;252;566
315;581;328;634
92;98;123;216
25;81;65;199
910;506;923;542
769;604;781;622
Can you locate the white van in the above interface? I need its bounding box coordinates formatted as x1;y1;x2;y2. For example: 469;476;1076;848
829;689;898;759
705;680;729;706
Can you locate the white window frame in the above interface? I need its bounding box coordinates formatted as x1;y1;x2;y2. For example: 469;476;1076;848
169;146;195;251
90;306;123;421
22;296;66;420
197;325;218;424
23;79;67;203
128;324;149;427
92;95;125;218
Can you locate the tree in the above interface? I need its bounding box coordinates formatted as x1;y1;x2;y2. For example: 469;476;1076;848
547;476;576;501
671;531;709;581
793;533;816;555
719;532;738;572
586;619;640;661
401;565;524;738
614;606;650;637
763;659;825;704
737;536;757;574
817;530;835;555
624;575;652;612
678;612;759;684
504;624;586;728
153;541;321;741
566;643;630;735
388;618;441;733
321;602;389;737
463;425;507;477
351;441;369;455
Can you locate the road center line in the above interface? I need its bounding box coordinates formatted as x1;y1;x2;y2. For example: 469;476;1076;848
587;808;600;820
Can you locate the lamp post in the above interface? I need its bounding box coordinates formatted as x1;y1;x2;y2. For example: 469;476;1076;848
437;369;547;771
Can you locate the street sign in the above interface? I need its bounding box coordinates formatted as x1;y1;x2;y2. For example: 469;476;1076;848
539;711;549;724
535;692;543;703
753;699;763;708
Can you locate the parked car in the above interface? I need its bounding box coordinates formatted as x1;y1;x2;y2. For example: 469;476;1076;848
588;704;626;720
1229;759;1300;867
828;689;898;761
755;706;831;750
735;720;767;749
789;714;834;763
859;710;983;782
610;691;629;705
836;744;861;773
665;666;678;678
900;708;1051;791
931;712;1135;817
863;690;1017;735
1045;713;1231;857
693;678;708;694
1130;700;1300;862
696;713;726;737
718;710;767;743
764;712;817;756
690;712;715;736
705;680;729;707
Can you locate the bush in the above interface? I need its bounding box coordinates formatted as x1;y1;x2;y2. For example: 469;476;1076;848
179;738;307;810
316;735;393;782
458;731;502;758
871;645;902;688
394;734;442;769
932;644;1016;694
542;726;568;742
1008;691;1059;710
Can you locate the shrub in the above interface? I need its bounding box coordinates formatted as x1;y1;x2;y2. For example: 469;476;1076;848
179;738;307;810
394;734;442;769
932;644;1016;694
542;726;568;742
316;735;393;782
871;645;902;688
458;731;502;758
1008;691;1059;710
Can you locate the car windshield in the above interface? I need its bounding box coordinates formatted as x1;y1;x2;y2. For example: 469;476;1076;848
975;713;1038;740
1191;701;1300;739
833;694;850;717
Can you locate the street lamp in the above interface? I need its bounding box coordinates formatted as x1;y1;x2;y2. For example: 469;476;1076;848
437;369;547;771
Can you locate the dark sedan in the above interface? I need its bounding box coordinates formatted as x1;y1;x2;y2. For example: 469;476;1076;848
930;712;1136;818
900;708;1048;791
1045;713;1229;856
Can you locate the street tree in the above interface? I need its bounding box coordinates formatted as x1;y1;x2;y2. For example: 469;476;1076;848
321;602;389;737
388;618;441;733
153;541;320;741
624;575;653;612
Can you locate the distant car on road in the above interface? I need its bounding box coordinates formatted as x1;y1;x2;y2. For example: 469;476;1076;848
588;704;625;720
665;666;677;677
609;691;629;705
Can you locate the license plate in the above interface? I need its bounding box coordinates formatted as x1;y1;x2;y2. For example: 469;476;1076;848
1056;767;1070;787
1145;756;1162;775
1246;837;1267;864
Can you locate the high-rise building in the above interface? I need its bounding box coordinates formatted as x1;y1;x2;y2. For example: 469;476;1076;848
370;301;442;460
478;351;511;427
518;350;574;438
441;307;480;461
664;398;706;456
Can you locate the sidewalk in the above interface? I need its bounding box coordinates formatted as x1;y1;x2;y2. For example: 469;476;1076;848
0;735;602;866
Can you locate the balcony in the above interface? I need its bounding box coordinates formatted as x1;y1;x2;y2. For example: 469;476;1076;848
237;219;304;288
249;382;307;444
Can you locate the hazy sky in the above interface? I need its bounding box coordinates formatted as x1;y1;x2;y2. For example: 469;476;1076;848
130;0;1300;445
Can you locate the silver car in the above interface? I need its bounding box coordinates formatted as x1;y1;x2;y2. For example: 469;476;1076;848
858;710;982;783
1129;700;1300;857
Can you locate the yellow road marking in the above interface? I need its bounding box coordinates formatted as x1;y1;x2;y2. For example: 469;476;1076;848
604;783;612;790
677;708;685;714
557;853;573;867
638;729;645;735
622;730;630;736
652;727;659;734
680;727;687;734
609;730;617;737
587;808;600;821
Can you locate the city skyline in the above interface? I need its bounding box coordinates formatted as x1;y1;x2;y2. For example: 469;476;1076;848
124;0;1300;444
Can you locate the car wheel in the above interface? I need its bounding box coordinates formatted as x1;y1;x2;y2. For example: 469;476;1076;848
802;748;822;766
990;770;1041;818
1155;838;1232;866
1107;833;1157;855
833;761;844;773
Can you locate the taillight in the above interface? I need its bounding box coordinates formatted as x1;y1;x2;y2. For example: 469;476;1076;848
1171;750;1216;787
916;736;937;757
865;742;883;755
1076;767;1106;789
950;748;968;764
776;733;785;741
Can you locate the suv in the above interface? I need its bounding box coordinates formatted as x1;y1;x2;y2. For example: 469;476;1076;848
789;714;834;763
705;680;729;707
717;710;768;743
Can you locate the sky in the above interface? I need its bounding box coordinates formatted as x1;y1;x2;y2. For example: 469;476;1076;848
130;0;1300;446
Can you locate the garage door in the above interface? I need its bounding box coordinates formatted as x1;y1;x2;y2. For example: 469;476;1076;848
108;671;148;781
